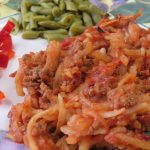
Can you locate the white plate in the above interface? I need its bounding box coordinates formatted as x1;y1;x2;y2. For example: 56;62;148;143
0;17;48;131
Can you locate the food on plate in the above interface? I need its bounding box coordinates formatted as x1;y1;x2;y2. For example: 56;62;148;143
10;0;105;41
0;20;15;69
8;12;150;150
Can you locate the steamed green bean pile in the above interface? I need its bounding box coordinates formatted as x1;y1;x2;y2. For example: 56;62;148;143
11;0;105;41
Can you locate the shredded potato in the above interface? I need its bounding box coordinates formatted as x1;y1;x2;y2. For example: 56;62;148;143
8;12;150;150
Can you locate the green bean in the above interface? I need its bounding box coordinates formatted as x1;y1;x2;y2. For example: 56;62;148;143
59;13;74;28
42;29;68;34
24;1;32;8
30;6;42;12
22;21;28;30
65;1;77;11
47;15;54;20
73;0;81;4
36;27;47;31
33;15;49;21
53;0;59;4
40;2;55;9
73;17;83;24
26;0;39;7
21;0;28;29
30;6;52;15
39;0;52;3
52;6;61;17
89;4;105;24
18;14;22;28
38;20;62;29
34;14;53;21
82;1;90;5
21;0;28;14
69;22;85;36
78;4;89;11
59;0;65;11
43;33;67;41
82;12;93;27
74;13;82;18
54;17;61;22
30;14;38;29
74;0;89;5
38;9;52;15
25;23;31;30
24;12;34;22
22;31;41;39
9;17;20;35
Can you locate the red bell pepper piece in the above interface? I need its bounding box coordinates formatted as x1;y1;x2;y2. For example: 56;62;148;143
0;51;9;68
0;34;14;59
0;20;15;68
1;20;14;34
0;20;15;43
0;34;13;52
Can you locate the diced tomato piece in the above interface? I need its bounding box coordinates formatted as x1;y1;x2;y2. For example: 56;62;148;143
0;91;5;99
61;37;75;49
0;51;9;68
